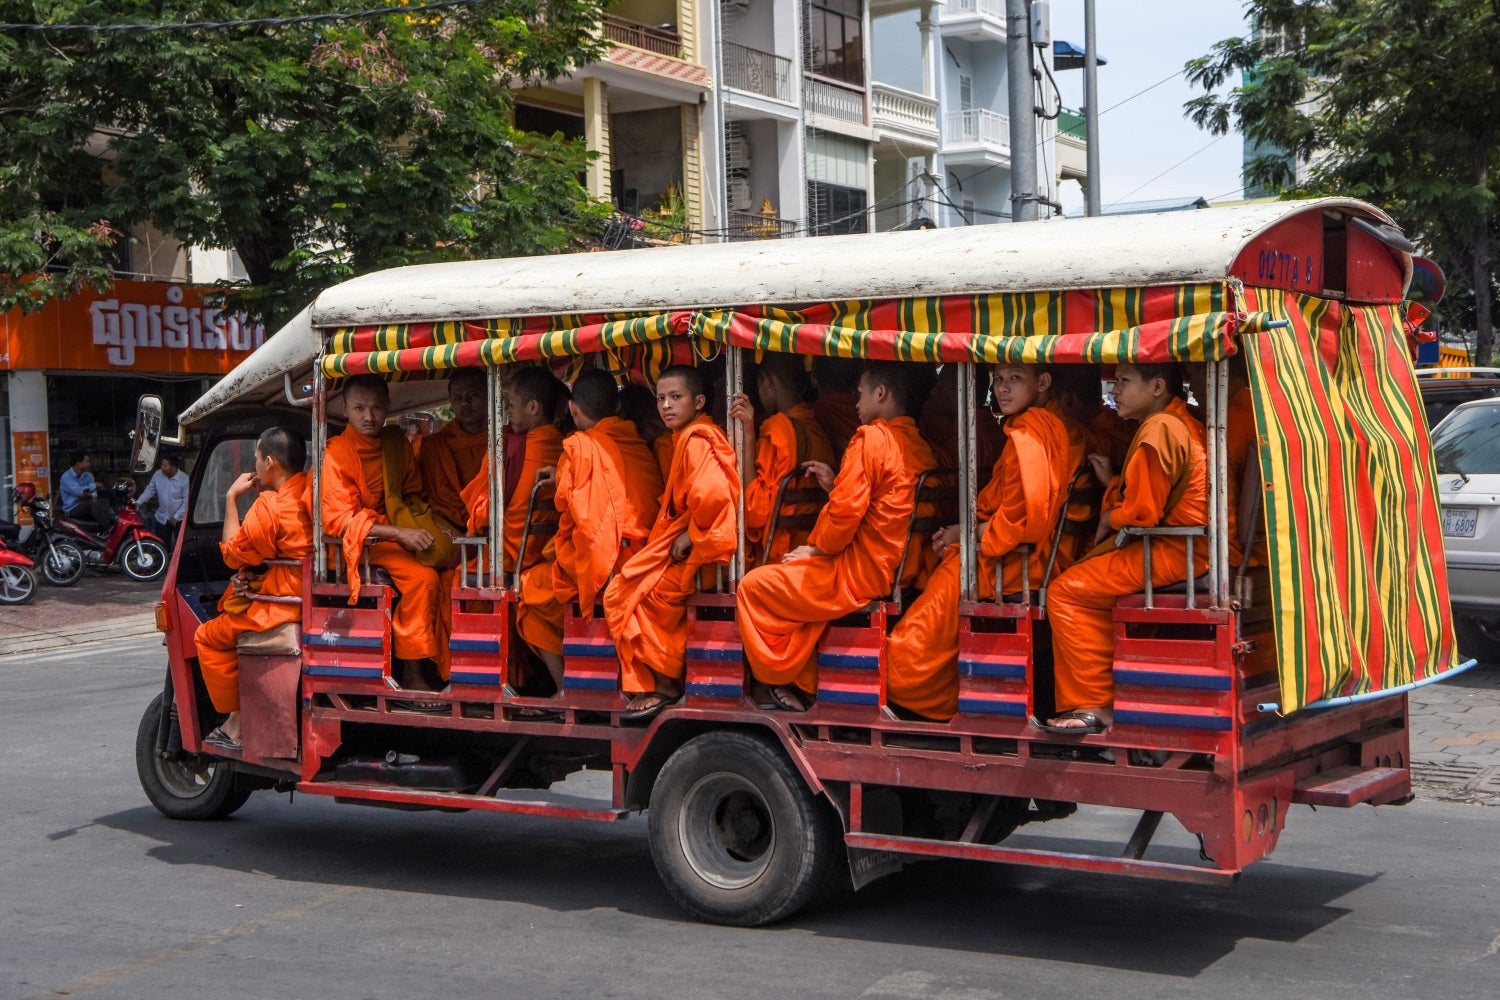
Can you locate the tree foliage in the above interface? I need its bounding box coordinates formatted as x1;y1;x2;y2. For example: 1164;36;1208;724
1184;0;1500;362
0;1;610;326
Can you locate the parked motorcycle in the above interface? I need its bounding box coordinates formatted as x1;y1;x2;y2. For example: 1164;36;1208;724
3;485;87;587
51;480;168;582
0;546;38;604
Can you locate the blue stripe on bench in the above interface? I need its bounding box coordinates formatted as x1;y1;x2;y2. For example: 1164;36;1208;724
1114;668;1232;691
303;633;383;650
449;670;502;686
957;695;1026;716
686;645;743;662
563;674;618;691
817;651;879;670
957;657;1026;679
562;641;618;658
687;682;743;699
818;686;879;706
303;664;384;679
1115;709;1232;731
450;638;502;654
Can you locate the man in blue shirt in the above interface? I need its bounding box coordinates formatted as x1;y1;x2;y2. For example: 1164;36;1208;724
59;451;112;526
138;453;190;551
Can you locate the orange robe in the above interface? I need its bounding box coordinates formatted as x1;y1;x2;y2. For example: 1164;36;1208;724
1225;386;1258;566
460;424;564;574
1047;397;1208;714
652;434;673;484
738;417;926;696
1090;404;1135;469
603;415;739;694
416;420;487;530
743;402;835;566
195;472;314;713
323;425;444;664
516;418;663;656
813;388;861;458
885;409;1073;720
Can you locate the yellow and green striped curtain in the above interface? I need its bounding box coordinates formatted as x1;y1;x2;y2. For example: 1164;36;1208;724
1239;287;1459;713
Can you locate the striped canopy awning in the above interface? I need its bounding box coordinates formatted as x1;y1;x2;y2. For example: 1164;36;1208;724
320;281;1241;380
1240;287;1459;713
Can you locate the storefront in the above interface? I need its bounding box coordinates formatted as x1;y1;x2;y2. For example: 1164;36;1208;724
0;280;265;520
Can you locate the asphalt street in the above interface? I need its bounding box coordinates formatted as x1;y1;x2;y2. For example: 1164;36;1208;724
2;633;1498;1000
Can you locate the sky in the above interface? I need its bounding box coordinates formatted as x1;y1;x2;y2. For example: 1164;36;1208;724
1047;0;1251;213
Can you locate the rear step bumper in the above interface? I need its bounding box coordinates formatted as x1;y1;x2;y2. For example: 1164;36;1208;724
1291;766;1410;807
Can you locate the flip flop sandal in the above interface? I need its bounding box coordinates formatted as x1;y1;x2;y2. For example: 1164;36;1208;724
762;685;813;713
391;699;450;714
621;692;679;722
1038;710;1109;735
203;728;242;751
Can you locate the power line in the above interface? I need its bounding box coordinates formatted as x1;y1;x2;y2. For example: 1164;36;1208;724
1102;135;1226;210
0;0;486;33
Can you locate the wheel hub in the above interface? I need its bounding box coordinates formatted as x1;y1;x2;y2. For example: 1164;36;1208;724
679;773;776;890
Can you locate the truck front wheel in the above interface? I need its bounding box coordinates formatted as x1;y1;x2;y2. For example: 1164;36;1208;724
647;730;839;926
135;693;252;821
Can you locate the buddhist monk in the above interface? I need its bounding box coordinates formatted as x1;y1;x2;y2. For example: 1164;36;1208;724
811;355;864;458
885;363;1074;721
459;366;566;575
196;427;313;750
1046;363;1111;559
1043;362;1208;733
729;352;835;567
323;374;446;692
620;381;673;481
515;369;663;691
738;362;933;712
603;365;739;720
417;368;488;530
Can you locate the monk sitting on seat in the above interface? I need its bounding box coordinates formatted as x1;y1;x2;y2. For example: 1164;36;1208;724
885;363;1074;721
604;365;739;721
196;427;313;751
1043;362;1208;734
729;352;834;567
323;374;447;692
811;355;864;458
738;362;934;712
459;366;566;576
417;368;488;530
516;370;663;691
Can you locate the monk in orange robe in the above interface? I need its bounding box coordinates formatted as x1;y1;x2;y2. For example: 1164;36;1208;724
459;366;566;575
620;382;673;482
1044;362;1208;732
604;365;739;720
729;353;835;567
812;355;863;458
196;427;313;750
738;362;933;711
323;374;446;689
886;364;1075;721
416;368;487;530
516;370;663;689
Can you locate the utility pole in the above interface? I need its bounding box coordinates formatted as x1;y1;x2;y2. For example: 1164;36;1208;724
1006;0;1039;222
1084;0;1101;216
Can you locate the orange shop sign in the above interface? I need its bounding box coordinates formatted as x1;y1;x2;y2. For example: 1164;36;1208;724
0;280;266;374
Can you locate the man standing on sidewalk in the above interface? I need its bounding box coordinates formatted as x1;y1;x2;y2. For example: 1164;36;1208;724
137;454;189;552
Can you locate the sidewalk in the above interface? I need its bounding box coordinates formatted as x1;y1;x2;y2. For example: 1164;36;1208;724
0;575;160;655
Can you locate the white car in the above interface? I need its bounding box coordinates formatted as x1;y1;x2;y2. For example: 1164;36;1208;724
1434;397;1500;662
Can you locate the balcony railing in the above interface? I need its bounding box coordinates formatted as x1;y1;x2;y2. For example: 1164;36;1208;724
804;76;867;125
948;0;1005;17
944;108;1009;149
727;210;798;240
723;42;792;103
603;14;682;58
871;83;939;141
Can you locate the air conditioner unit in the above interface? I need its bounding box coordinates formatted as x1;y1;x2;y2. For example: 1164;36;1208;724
729;176;752;213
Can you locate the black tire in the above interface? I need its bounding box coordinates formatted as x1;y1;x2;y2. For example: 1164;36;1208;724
40;540;85;586
1455;615;1500;665
135;693;252;820
121;538;168;581
0;564;36;604
647;730;840;926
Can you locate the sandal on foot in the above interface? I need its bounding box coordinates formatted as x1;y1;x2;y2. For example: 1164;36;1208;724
1039;709;1109;735
204;728;242;751
756;684;812;713
621;692;679;722
510;706;563;721
391;699;449;714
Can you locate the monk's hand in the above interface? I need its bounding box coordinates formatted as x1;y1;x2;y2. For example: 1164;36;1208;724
782;545;821;563
230;570;253;597
801;460;835;491
669;530;693;562
931;524;960;553
536;466;555;482
1093;517;1114;545
225;471;259;501
396;527;435;552
1087;453;1113;487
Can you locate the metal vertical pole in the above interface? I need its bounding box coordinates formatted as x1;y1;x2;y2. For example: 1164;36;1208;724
1083;0;1102;216
1007;0;1039;222
957;364;977;601
1206;361;1227;609
489;366;505;589
311;362;328;579
727;346;746;585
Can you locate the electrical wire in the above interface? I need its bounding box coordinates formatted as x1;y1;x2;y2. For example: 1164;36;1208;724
1101;134;1225;211
0;0;485;33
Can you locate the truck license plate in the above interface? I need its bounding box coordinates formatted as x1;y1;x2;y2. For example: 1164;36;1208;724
1443;506;1478;538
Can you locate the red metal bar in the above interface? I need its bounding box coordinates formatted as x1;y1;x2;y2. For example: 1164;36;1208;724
296;781;629;822
1291;765;1409;807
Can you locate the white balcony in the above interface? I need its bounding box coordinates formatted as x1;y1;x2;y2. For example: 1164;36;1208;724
871;83;939;150
943;108;1010;165
941;0;1006;43
804;76;874;140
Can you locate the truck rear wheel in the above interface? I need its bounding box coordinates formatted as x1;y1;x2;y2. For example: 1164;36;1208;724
648;730;839;926
135;694;252;820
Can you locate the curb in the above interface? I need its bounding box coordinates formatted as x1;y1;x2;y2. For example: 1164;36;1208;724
0;613;159;657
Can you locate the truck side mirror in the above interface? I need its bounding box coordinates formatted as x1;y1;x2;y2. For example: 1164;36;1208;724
130;394;164;474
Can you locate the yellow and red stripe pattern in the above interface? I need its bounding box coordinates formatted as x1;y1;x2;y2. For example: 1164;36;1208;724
1239;287;1458;713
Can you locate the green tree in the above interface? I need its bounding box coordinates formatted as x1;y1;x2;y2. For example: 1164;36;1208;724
0;0;610;327
1184;0;1500;363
